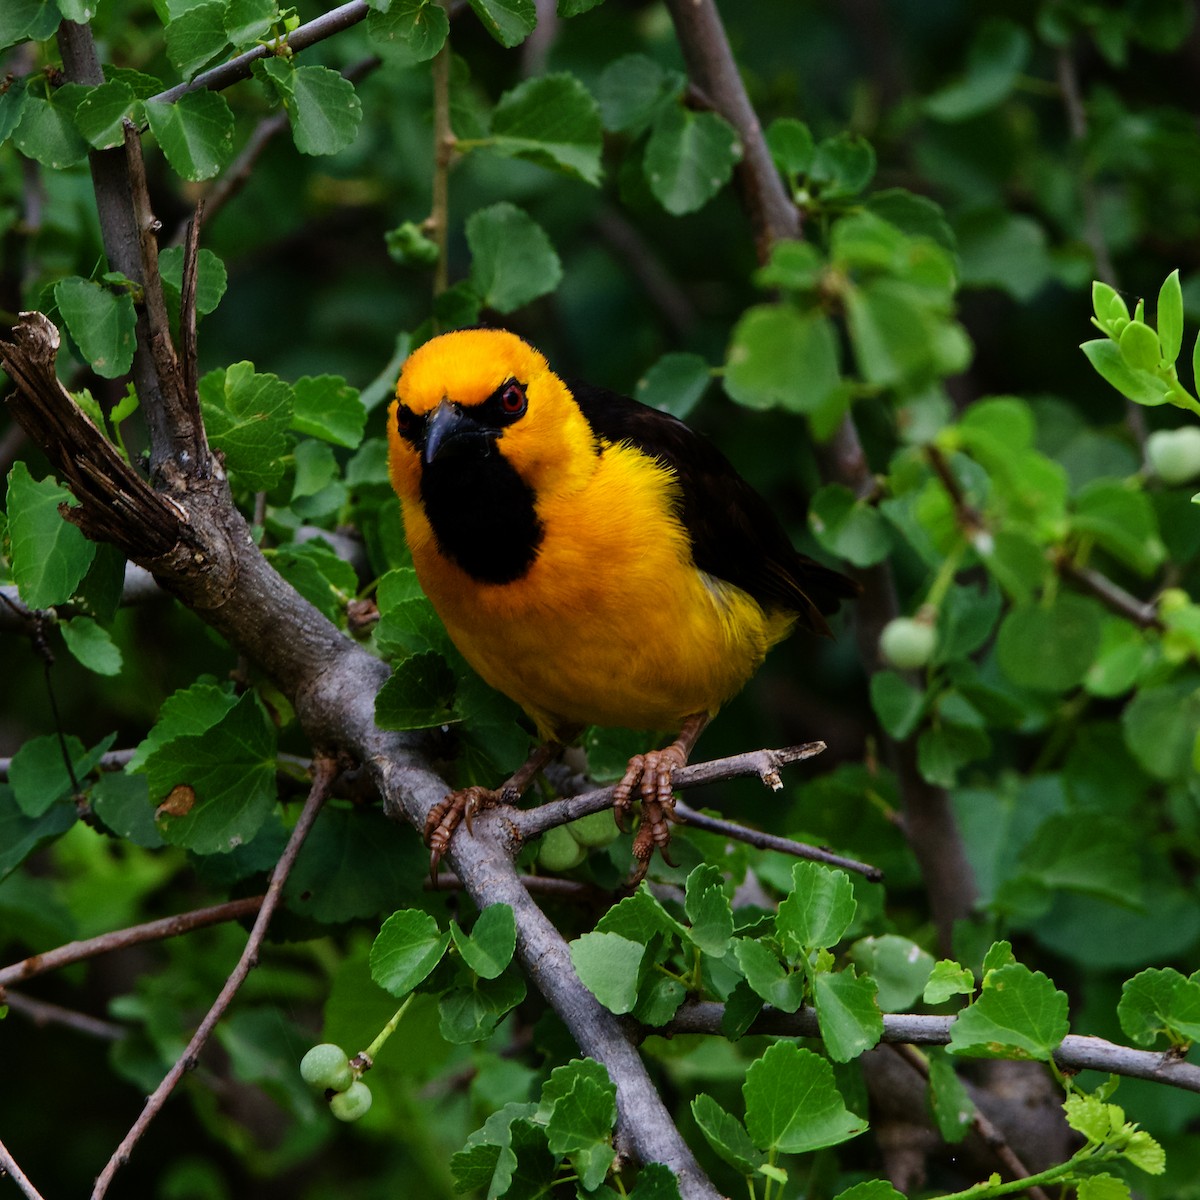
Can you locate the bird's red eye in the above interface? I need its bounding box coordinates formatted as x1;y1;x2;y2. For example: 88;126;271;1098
500;383;526;415
395;405;413;434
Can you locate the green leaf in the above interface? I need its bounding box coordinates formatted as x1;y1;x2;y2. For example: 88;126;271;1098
198;361;294;489
927;1055;973;1143
948;963;1069;1061
164;1;229;77
291;374;366;447
91;772;162;849
596;883;688;944
724;304;841;413
684;864;734;957
0;0;59;52
569;931;644;1014
644;103;741;215
1117;967;1200;1047
955;209;1052;302
557;0;604;14
466;202;562;314
833;1184;906;1200
849;935;935;1012
1081;339;1170;407
145;693;278;854
1078;1177;1132;1200
439;972;526;1042
776;862;857;956
0;77;29;142
743;1041;867;1154
0;786;76;883
374;651;457;730
917;723;991;788
490;73;603;185
10;732;114;817
6;462;96;608
128;679;236;773
731;937;806;1012
366;0;450;61
995;593;1104;693
596;54;679;135
924;18;1030;120
370;908;452;996
144;90;234;181
13;88;89;168
691;1093;765;1173
158;245;228;317
543;1062;617;1191
451;904;517;979
466;0;535;47
869;671;925;741
766;116;814;177
61;616;123;676
1121;676;1200;781
810;483;892;568
1118;320;1162;373
259;59;363;156
813;968;883;1062
809;132;876;198
75;80;140;149
54;276;136;379
634;353;711;419
224;0;277;47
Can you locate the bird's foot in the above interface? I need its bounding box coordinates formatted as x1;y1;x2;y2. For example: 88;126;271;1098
425;784;512;884
613;743;689;884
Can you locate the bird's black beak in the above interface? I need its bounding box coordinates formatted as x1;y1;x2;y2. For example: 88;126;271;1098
422;401;493;465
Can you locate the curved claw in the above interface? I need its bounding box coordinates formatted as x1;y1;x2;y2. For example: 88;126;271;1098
424;785;500;885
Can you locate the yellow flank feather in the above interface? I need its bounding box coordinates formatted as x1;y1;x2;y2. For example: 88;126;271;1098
387;329;795;742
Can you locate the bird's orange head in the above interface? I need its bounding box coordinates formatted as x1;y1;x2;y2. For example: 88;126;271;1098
387;328;597;509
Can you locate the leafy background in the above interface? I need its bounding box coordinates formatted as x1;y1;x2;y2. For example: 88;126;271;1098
3;0;1200;1198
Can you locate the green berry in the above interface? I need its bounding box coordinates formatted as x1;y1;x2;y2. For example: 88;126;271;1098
879;615;937;670
300;1043;354;1092
567;809;619;848
537;823;587;871
1147;428;1200;485
329;1080;373;1122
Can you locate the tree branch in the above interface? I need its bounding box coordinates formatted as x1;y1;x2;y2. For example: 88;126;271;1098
2;990;125;1041
0;1136;47;1200
0;897;264;991
667;1002;1200;1093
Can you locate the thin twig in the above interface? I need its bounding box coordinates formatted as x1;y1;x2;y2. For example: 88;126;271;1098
0;1136;47;1200
90;759;336;1200
428;872;611;902
667;1003;1200;1094
3;990;125;1041
1057;556;1162;631
889;1043;1051;1200
0;897;264;990
148;2;371;105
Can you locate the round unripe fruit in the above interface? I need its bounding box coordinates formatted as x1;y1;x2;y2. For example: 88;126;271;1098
300;1043;354;1092
537;823;587;871
1147;427;1200;485
567;809;619;848
329;1080;373;1122
879;616;937;670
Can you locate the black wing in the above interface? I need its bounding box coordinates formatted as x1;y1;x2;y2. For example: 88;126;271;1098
570;381;859;635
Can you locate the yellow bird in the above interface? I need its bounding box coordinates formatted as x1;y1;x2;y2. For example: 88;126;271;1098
387;329;856;878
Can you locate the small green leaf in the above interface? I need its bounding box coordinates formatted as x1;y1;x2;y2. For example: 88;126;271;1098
1157;269;1184;364
776;861;857;956
644;103;741;215
466;0;535;46
813;968;883;1062
924;959;977;1004
684;864;733;958
370;908;452;996
451;904;517;979
259;59;363;156
9;732;114;817
948;963;1069;1061
1118;320;1162;373
569;931;644;1014
691;1093;765;1173
290;374;366;448
869;671;925;741
996;593;1103;693
724;304;841;414
61;616;123;676
743;1041;867;1154
634;353;711;419
164;1;229;77
927;1055;973;1143
439;972;526;1042
810;483;892;568
75;80;140;149
198;361;294;489
13;88;89;168
543;1064;616;1191
224;0;277;47
731;937;806;1013
1081;339;1170;407
127;679;237;773
766;116;814;177
849;935;935;1012
0;0;58;53
924;18;1030;121
374;651;457;730
809;132;876;198
6;461;96;609
158;245;228;317
54;276;136;378
366;0;449;61
1117;967;1200;1047
145;90;234;181
0;787;76;883
466;202;562;314
490;73;603;185
596;53;679;135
